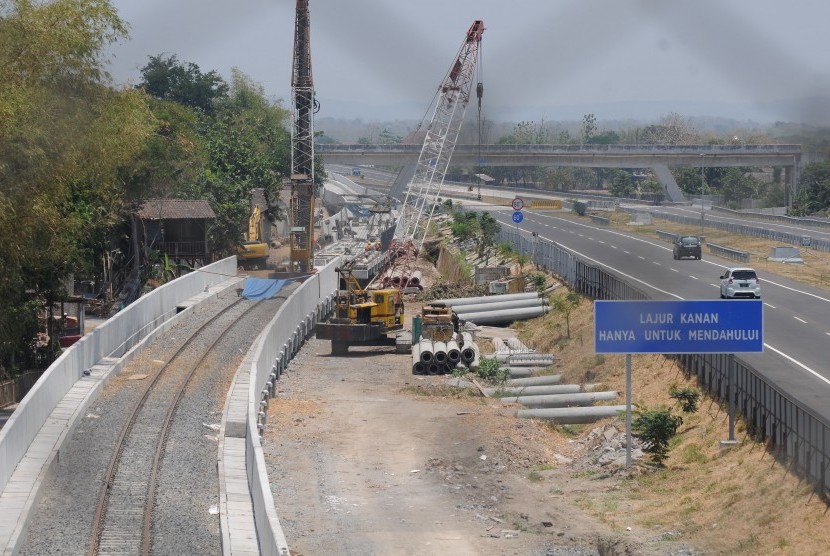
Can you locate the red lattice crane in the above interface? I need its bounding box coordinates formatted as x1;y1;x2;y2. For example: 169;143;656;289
382;20;484;287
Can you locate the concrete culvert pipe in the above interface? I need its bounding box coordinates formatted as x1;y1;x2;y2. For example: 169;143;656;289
505;375;562;387
412;362;426;375
418;339;434;363
427;363;441;375
456;298;549;314
483;384;597;397
432;341;448;364
456;306;550;325
446;339;462;364
517;405;629;424
500;391;619;408
431;292;541;307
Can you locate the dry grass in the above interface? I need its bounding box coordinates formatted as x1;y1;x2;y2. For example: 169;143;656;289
514;288;830;554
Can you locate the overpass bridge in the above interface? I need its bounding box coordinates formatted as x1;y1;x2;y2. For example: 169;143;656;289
317;143;803;203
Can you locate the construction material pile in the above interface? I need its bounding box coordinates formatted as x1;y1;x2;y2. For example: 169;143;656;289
412;331;479;375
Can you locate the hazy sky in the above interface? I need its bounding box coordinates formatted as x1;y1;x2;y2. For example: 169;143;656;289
106;0;830;124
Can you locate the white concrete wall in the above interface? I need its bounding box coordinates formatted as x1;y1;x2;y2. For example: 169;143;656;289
0;257;238;492
244;258;339;555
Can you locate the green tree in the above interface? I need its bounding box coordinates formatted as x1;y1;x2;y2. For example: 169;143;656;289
138;53;229;113
550;291;581;338
632;406;683;465
476;212;501;261
609;170;636;197
792;159;830;216
0;0;154;367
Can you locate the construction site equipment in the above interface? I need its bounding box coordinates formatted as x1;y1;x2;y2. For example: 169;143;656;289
385;20;484;282
419;304;456;342
315;260;404;354
237;204;269;269
288;0;317;273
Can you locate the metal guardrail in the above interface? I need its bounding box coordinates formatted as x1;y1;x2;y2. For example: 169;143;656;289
620;206;830;254
493;218;830;497
706;242;750;263
655;229;677;242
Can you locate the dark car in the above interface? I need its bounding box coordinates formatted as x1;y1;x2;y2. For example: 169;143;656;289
673;235;702;260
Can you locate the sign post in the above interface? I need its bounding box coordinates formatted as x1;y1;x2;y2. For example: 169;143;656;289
595;299;764;463
512;197;524;250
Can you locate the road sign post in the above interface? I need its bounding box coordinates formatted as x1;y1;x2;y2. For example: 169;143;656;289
595;299;763;463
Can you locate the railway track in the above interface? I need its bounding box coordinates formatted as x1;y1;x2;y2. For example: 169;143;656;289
87;297;265;555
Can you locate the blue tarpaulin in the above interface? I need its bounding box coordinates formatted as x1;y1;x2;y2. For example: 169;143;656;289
241;278;290;301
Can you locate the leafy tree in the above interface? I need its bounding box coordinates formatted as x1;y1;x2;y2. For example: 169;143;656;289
609;170;636;197
792;159;830;216
572;201;587;216
476;212;500;261
632;406;683;465
0;0;154;367
581;113;597;143
138;54;229;113
550;291;581;338
669;386;700;414
183;69;291;254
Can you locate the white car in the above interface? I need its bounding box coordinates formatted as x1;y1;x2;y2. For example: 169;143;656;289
719;267;761;299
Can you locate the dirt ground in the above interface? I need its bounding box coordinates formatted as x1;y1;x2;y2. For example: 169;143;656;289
261;257;688;555
263;338;670;556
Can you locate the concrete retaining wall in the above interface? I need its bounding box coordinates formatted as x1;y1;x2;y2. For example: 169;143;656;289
0;258;238;494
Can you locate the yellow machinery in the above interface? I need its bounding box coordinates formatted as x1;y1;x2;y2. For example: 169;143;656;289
316;261;404;355
237;205;269;269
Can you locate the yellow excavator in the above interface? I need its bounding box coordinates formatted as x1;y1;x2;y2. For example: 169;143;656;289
315;260;404;355
237;204;269;269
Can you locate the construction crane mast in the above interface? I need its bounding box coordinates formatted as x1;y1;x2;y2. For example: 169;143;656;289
289;0;317;273
394;20;484;252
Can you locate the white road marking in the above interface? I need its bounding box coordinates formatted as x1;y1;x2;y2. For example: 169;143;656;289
794;316;808;324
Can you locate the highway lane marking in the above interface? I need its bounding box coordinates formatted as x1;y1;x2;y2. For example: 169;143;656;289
610;245;617;249
534;233;681;300
623;250;630;254
689;275;699;280
794;316;808;324
500;215;827;387
764;344;830;387
529;212;830;306
671;268;679;272
764;302;776;309
637;256;645;260
653;262;661;266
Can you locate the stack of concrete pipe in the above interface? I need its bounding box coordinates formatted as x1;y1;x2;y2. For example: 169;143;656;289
481;375;624;424
431;292;549;326
412;332;479;375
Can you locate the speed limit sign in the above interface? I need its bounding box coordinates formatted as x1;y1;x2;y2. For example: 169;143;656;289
511;197;524;211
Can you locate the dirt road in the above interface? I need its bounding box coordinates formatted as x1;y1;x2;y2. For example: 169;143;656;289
262;336;663;556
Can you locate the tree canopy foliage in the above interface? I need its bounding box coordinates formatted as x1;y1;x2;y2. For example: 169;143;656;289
0;1;293;373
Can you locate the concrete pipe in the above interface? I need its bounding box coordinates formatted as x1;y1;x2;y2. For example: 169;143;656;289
418;339;434;363
517;405;629;424
427;363;441;375
446;339;462;364
431;292;541;307
485;352;554;365
454;298;549;314
505;375;562;387
406;270;423;288
455;306;550;326
501;391;619;408
432;341;448;364
483;384;597;397
412;362;426;375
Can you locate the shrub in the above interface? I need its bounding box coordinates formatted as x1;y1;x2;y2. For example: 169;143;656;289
573;201;587;216
475;358;510;384
632;406;683;465
669;386;700;413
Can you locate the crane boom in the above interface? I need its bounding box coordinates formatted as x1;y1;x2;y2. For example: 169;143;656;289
394;20;484;250
289;0;316;273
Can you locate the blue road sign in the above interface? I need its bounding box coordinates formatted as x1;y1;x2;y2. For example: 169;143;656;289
595;300;763;354
512;211;523;223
